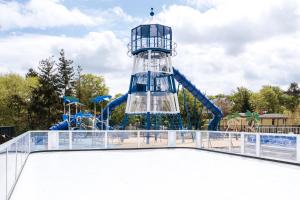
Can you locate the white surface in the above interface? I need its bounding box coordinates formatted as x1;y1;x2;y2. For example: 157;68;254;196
11;149;300;200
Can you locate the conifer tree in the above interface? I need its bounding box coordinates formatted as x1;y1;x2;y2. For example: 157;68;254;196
57;49;75;97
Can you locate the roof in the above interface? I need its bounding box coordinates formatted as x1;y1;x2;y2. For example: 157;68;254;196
235;113;287;119
260;113;288;119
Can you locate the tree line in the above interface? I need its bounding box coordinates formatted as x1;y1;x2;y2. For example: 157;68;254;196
0;49;109;133
0;49;299;134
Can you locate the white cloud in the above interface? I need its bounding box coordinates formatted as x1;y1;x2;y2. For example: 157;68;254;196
0;31;131;95
0;0;141;31
153;0;300;94
0;0;98;30
1;0;300;96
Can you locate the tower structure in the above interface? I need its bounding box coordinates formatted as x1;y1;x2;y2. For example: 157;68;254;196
125;9;182;130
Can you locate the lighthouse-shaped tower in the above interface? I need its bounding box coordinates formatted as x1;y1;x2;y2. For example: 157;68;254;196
125;9;182;130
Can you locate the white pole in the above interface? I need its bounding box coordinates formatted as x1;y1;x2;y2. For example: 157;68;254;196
137;131;140;148
105;131;108;148
256;133;261;157
240;133;245;154
297;135;300;162
196;131;201;148
6;148;8;200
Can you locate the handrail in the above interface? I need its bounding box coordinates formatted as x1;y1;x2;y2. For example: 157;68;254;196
1;130;300;200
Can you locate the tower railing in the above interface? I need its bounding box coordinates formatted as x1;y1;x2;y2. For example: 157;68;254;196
127;41;177;57
1;130;300;200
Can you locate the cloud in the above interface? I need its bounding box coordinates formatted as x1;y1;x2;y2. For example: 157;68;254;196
0;0;141;31
1;0;300;96
157;0;300;54
0;31;131;95
0;0;98;30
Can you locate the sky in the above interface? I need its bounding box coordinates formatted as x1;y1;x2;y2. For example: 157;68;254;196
0;0;300;95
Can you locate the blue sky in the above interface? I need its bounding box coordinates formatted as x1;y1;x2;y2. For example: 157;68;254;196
0;0;300;95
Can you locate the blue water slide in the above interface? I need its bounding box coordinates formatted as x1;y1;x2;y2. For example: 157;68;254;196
172;67;223;130
101;93;128;120
49;120;69;130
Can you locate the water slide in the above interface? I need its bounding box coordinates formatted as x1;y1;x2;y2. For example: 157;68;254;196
49;120;69;130
172;67;223;130
101;93;128;120
101;68;223;130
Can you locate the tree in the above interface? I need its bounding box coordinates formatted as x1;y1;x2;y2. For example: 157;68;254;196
74;74;109;110
230;87;254;113
75;65;83;100
178;88;205;130
0;74;38;133
57;49;75;97
28;58;61;129
255;86;285;113
284;82;300;113
109;94;126;127
245;110;260;132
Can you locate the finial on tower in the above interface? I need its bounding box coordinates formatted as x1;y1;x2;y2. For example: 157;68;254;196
150;8;154;17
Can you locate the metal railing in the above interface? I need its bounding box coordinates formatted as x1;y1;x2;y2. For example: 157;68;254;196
1;130;300;200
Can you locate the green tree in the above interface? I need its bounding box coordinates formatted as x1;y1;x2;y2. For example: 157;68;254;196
109;94;126;127
57;49;75;96
230;87;254;113
177;88;205;130
75;74;109;110
284;82;300;113
28;58;61;129
255;86;285;113
0;74;38;133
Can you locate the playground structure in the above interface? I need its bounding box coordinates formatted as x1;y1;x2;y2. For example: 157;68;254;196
50;9;223;131
49;96;111;130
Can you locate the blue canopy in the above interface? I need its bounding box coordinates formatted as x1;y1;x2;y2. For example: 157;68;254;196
63;96;79;104
90;95;112;104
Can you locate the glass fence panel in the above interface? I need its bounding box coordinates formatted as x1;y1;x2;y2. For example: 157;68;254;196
201;131;208;148
176;131;196;147
31;132;48;151
72;131;105;149
208;132;230;152
16;140;23;176
0;148;7;200
139;131;168;148
229;133;242;154
6;143;16;197
59;132;70;150
244;134;256;156
107;132;138;148
260;135;297;161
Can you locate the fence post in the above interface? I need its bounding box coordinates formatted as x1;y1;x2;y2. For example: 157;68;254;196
196;131;202;148
104;131;108;149
28;132;31;153
48;131;59;150
15;142;18;181
297;135;300;162
228;132;232;152
168;131;176;147
240;133;245;154
6;148;8;200
256;133;261;157
69;131;72;150
137;131;140;148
